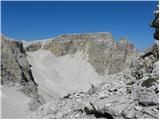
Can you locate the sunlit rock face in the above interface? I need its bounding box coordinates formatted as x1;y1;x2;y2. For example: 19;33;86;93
1;36;37;95
25;32;138;75
1;36;44;118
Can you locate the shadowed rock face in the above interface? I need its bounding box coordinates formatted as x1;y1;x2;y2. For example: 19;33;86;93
151;6;159;40
152;6;159;60
25;32;138;75
142;6;159;61
25;42;41;52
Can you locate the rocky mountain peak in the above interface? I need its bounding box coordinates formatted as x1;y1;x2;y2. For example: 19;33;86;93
119;37;128;43
0;34;5;40
118;37;134;51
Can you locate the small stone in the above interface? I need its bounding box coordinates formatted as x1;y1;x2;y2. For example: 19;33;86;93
105;103;112;107
134;106;142;111
125;107;136;118
152;108;158;112
135;111;144;118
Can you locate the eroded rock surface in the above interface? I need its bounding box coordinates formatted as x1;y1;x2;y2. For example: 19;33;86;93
24;32;138;75
1;36;45;114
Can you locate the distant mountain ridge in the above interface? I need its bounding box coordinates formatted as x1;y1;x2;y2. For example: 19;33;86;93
24;32;139;75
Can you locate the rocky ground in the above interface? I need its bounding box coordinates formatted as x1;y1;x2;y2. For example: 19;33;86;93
29;56;159;119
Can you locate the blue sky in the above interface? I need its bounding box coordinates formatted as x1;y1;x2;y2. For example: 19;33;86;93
1;1;158;50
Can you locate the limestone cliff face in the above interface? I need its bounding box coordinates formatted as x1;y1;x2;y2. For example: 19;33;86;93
108;37;138;74
1;36;44;110
1;36;37;95
25;32;138;75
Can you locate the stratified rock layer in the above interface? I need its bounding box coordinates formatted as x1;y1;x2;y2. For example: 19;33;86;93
25;32;138;75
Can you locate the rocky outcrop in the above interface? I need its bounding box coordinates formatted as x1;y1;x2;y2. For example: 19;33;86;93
108;37;138;74
24;32;138;75
150;5;159;60
25;41;41;52
1;36;44;110
151;6;159;40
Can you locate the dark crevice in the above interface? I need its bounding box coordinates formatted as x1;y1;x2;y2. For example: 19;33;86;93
84;107;113;119
28;70;38;86
141;51;153;59
11;45;38;86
